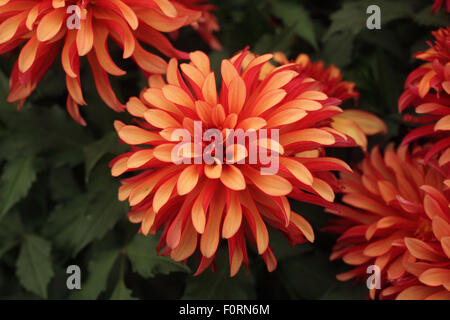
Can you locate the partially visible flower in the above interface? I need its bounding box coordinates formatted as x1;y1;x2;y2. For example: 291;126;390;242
400;27;450;101
272;53;360;102
432;0;450;13
0;0;205;125
110;49;356;276
326;144;450;300
256;52;387;151
399;27;450;163
178;0;221;51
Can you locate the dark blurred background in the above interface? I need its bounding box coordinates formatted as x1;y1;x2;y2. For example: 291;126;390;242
0;0;447;300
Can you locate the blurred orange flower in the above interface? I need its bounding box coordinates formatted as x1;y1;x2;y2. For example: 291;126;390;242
432;0;450;13
263;52;387;151
399;27;450;163
272;52;360;103
0;0;207;125
326;144;450;300
178;0;221;51
110;49;357;275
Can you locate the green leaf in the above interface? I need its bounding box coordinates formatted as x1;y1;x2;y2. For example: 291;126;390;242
16;235;54;299
272;1;317;49
182;251;255;300
71;250;120;300
253;28;295;55
69;189;126;256
110;279;137;300
126;234;190;278
84;132;119;182
0;210;23;239
0;211;23;259
0;239;20;260
0;156;36;222
278;247;349;299
0;105;90;164
43;195;89;249
44;164;126;255
323;0;413;41
49;167;81;202
321;31;354;68
358;29;405;60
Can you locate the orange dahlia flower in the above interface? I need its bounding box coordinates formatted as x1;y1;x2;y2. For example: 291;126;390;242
399;27;450;163
110;49;356;275
326;144;450;300
261;52;387;151
0;0;206;125
271;52;360;103
432;0;450;13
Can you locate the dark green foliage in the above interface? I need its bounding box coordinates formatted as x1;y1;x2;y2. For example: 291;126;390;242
182;253;256;300
0;0;447;300
126;234;191;278
16;235;54;299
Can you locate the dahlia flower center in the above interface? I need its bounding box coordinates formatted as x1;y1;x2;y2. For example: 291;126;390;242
414;218;433;241
174;120;280;171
